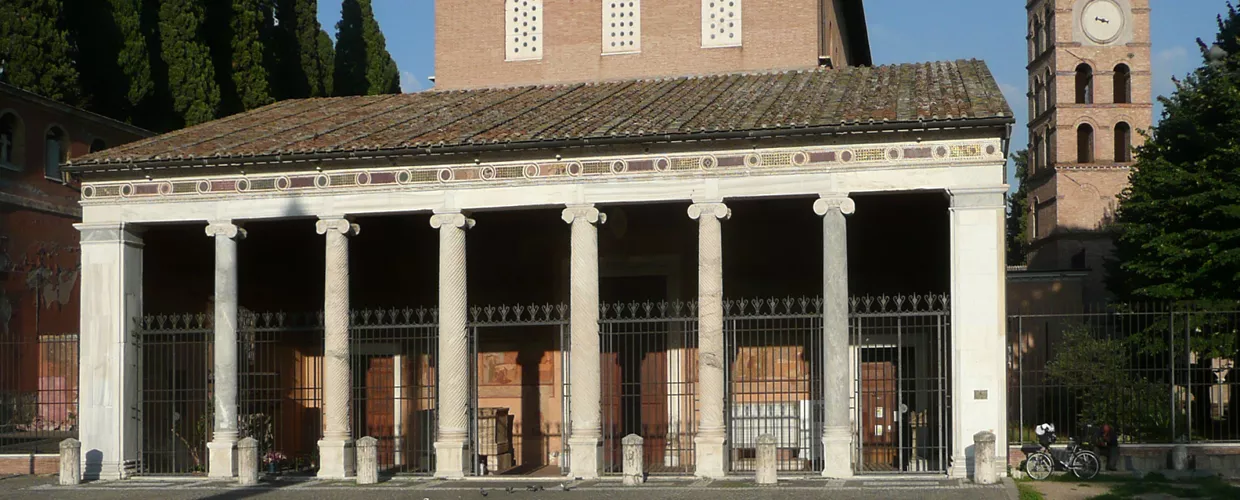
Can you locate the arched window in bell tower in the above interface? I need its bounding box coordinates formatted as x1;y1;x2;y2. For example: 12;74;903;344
1077;123;1094;163
1034;78;1045;115
1075;64;1094;104
1114;122;1132;162
1113;64;1131;104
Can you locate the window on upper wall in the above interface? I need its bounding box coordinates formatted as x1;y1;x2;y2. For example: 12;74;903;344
45;126;67;180
1114;64;1131;104
506;0;543;61
702;0;741;48
603;1;640;54
1114;122;1132;162
1077;123;1094;163
1075;64;1094;104
0;112;21;169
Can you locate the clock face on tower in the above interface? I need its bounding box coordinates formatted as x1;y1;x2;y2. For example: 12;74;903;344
1081;0;1125;44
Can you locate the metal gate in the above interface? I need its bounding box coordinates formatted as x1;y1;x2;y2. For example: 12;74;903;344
468;304;569;476
849;295;951;474
599;301;698;475
137;314;213;475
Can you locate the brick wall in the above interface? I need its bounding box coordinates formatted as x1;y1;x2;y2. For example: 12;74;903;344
435;0;851;89
0;454;58;475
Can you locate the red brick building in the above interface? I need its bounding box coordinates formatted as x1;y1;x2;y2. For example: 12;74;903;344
0;82;150;474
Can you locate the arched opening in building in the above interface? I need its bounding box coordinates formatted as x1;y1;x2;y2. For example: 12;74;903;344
1077;123;1094;163
44;126;68;179
1113;64;1131;104
0;112;23;167
1114;122;1132;162
1075;64;1093;104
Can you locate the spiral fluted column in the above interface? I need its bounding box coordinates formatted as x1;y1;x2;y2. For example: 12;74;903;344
688;202;730;478
205;221;245;479
562;205;605;479
432;212;474;479
316;217;359;479
814;196;855;479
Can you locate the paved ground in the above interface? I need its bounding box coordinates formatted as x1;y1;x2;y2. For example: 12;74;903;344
0;475;1019;500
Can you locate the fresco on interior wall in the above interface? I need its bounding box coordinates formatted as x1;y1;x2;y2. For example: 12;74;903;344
478;351;557;386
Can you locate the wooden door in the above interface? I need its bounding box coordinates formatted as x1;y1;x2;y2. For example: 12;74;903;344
362;356;396;465
860;360;897;471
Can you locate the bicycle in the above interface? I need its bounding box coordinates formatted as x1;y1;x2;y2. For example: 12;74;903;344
1022;424;1101;481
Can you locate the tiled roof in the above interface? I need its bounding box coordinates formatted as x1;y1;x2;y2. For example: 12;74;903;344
68;60;1012;169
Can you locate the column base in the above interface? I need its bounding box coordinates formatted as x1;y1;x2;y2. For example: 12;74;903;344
316;438;356;479
693;434;727;478
434;439;469;479
207;440;238;478
82;460;137;481
567;435;603;480
821;426;854;479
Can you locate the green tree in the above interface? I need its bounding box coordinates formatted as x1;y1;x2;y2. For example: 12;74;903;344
0;0;81;104
1109;4;1240;302
228;0;274;112
1007;149;1030;266
315;28;335;97
282;0;333;98
63;0;154;124
334;0;399;96
159;0;220;126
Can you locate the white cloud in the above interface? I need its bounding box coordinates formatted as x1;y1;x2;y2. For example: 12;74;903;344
400;71;423;93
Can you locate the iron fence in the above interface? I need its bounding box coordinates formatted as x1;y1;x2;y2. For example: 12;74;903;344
1008;303;1240;447
137;314;212;475
0;333;79;455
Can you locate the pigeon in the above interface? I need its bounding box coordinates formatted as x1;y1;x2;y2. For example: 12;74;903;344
559;482;571;491
505;486;515;494
526;485;538;492
481;488;489;497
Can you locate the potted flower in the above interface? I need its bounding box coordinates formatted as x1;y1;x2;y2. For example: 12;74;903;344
263;451;287;475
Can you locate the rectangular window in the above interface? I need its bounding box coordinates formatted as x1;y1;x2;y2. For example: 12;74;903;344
702;0;741;48
506;0;543;61
45;139;62;180
603;1;641;54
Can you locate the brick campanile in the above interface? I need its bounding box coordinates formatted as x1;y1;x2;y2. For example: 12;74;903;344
1023;0;1153;302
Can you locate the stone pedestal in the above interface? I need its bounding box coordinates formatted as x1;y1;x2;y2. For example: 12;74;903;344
689;203;730;479
815;196;855;479
317;438;357;479
622;434;644;486
972;431;996;485
207;441;238;479
755;434;777;485
237;437;259;486
59;438;80;486
1172;444;1189;471
356;436;379;485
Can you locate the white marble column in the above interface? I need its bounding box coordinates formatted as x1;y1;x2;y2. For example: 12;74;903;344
316;217;360;479
946;188;1007;479
432;212;474;479
688;202;730;478
74;223;144;480
814;195;855;479
562;205;605;479
205;221;246;478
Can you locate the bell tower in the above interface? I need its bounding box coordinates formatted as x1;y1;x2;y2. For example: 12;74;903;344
1023;0;1152;301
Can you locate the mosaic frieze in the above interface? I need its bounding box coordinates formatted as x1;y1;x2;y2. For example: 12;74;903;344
82;140;1001;203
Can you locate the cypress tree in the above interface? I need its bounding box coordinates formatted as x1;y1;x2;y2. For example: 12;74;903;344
1007;149;1030;266
1109;4;1240;302
316;28;335;97
0;0;81;104
229;0;274;112
334;0;399;96
159;0;221;126
289;0;333;97
63;0;153;123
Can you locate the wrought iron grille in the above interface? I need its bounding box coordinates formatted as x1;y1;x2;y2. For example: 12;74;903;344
599;300;698;476
137;313;212;475
0;333;79;455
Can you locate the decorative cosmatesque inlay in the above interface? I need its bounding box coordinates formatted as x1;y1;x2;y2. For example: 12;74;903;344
81;139;1002;203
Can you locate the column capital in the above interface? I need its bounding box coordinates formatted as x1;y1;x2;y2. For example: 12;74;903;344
430;213;476;230
316;217;360;236
75;223;145;246
813;196;855;216
561;205;606;225
687;202;730;221
948;187;1007;210
205;221;247;240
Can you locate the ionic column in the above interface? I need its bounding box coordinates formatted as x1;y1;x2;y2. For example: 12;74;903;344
432;212;474;479
946;188;1007;480
562;205;605;480
205;221;245;478
688;202;730;478
814;195;855;479
316;217;360;479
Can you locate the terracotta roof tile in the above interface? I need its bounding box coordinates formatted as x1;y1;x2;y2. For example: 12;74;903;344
70;60;1014;168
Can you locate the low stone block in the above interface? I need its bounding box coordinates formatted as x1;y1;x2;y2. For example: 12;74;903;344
973;431;997;485
59;438;80;486
622;434;644;486
755;434;778;485
356;436;379;485
238;437;259;486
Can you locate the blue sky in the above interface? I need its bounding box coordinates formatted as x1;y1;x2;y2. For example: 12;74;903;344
318;0;1233;187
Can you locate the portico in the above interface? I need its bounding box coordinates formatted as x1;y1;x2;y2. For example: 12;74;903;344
66;62;1013;481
